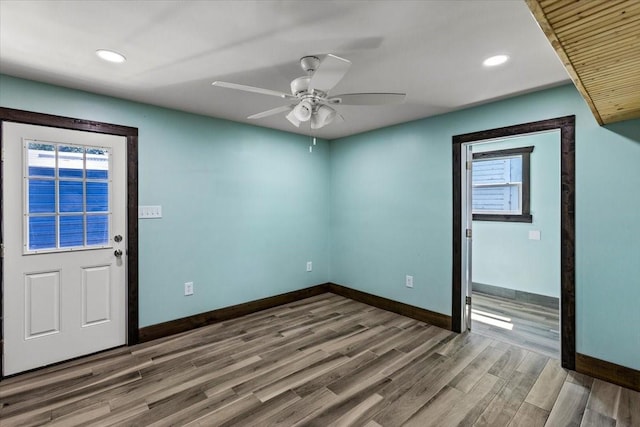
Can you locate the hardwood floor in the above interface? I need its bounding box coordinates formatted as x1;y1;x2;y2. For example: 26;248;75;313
471;292;560;359
1;293;638;426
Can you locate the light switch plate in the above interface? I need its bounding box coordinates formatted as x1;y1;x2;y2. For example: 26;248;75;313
139;205;162;219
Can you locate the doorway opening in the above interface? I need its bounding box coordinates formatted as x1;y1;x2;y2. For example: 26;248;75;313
469;131;561;359
452;116;576;370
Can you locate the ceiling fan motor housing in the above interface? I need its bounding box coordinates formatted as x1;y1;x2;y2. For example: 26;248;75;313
300;56;320;73
290;76;311;96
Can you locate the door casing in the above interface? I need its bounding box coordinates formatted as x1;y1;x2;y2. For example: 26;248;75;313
0;107;139;378
452;116;576;370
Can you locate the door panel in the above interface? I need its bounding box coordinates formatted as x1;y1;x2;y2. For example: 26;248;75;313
2;122;127;375
82;265;111;326
25;271;61;338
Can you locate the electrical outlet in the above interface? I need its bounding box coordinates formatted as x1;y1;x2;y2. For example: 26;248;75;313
405;275;414;288
306;261;313;272
184;282;194;296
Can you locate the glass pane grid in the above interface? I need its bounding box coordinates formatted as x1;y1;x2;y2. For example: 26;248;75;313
25;142;111;252
472;154;523;215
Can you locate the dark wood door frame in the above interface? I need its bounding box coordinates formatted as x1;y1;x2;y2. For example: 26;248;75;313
452;115;576;370
0;107;139;377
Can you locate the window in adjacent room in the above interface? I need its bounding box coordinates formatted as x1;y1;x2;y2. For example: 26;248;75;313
472;146;533;222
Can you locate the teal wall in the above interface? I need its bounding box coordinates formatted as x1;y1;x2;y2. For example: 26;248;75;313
2;75;639;371
0;75;331;327
472;132;561;298
330;84;640;370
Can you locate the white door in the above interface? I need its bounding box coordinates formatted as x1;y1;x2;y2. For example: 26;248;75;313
462;144;473;331
2;122;127;376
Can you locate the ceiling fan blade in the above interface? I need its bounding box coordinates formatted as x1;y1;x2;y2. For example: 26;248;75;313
212;81;296;100
328;93;406;105
248;105;293;120
308;54;352;93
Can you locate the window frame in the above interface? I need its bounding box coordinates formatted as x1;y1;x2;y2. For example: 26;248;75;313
472;145;533;223
22;139;113;254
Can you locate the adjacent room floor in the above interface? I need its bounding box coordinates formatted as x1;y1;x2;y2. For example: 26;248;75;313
1;293;637;426
471;291;560;359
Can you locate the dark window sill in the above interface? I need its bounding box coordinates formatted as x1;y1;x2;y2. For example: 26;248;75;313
472;213;533;223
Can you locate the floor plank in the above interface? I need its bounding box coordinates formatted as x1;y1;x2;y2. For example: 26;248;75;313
474;370;537;426
472;291;560;359
616;387;640;427
545;380;591;426
525;357;568;411
586;379;621;419
508;402;549;427
579;408;616;427
0;293;637;426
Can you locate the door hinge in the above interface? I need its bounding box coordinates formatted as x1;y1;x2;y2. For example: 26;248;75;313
466;228;472;238
466;160;472;170
466;296;471;305
0;243;4;258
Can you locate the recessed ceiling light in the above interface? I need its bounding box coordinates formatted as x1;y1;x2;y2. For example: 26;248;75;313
96;49;126;63
483;54;509;67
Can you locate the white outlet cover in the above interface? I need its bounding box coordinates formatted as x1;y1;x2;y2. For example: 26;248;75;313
528;230;541;240
306;261;313;272
184;281;194;296
406;275;414;288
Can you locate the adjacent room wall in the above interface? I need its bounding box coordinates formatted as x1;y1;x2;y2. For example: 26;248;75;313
0;74;331;327
330;84;640;370
472;132;561;298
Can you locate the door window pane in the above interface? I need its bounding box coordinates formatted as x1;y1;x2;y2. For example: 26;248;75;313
60;215;84;247
29;216;56;250
28;180;55;213
87;215;109;245
27;143;55;177
86;148;109;179
58;146;84;178
59;181;84;213
86;182;108;212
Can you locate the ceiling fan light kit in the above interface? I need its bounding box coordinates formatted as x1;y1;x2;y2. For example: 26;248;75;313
311;105;336;130
285;109;301;127
293;100;313;121
212;54;406;131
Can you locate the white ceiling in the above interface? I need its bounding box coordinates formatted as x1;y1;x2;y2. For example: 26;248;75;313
0;0;570;139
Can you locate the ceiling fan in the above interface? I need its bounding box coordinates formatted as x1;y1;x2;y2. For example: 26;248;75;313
212;54;406;130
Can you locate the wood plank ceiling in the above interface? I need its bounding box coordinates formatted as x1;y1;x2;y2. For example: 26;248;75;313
526;0;640;124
